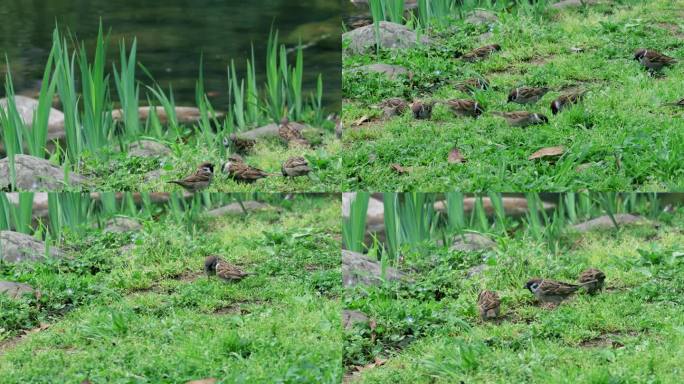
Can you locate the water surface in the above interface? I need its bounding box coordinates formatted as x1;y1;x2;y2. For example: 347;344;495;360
0;0;341;111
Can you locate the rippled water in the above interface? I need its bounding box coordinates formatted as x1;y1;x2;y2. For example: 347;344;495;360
0;0;341;111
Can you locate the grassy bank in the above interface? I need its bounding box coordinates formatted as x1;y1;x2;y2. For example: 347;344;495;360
342;0;684;191
343;193;684;382
0;194;342;383
1;25;341;192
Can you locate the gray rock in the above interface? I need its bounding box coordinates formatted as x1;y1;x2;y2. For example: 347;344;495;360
0;154;86;191
0;281;37;299
466;264;487;278
125;140;171;158
5;192;49;222
350;64;411;80
343;310;370;330
104;217;142;233
343;21;429;55
0;96;65;155
111;106;223;125
0;231;62;263
450;233;496;252
143;169;166;183
552;0;601;9
206;201;271;217
342;250;407;288
434;197;555;217
571;214;646;233
466;10;499;25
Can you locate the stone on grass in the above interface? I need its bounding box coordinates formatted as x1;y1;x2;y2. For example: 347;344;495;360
343;310;370;330
350;64;411;80
343;22;429;55
0;96;65;155
434;197;555;217
111;106;223;125
0;155;86;191
342;250;407;288
571;214;646;233
206;201;271;217
0;281;37;299
552;0;601;9
104;217;142;233
0;231;62;263
125;140;171;158
450;233;496;252
466;264;487;278
466;10;499;25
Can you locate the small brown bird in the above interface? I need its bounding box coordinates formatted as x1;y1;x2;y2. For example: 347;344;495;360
168;162;214;192
461;44;501;62
223;154;270;183
379;97;409;118
507;87;550;104
455;77;490;93
204;256;249;282
492;111;549;127
551;90;586;115
226;134;256;154
278;116;306;143
477;290;501;320
634;48;677;71
663;98;684;107
444;99;484;118
281;156;311;177
411;101;434;119
578;268;605;294
524;278;595;305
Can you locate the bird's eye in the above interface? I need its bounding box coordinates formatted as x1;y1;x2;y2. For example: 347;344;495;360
531;283;539;290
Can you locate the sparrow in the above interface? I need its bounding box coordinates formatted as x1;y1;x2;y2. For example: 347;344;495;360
477;290;501;321
524;278;596;304
663;98;684;107
507;87;549;104
204;256;249;282
492;111;549;127
551;90;586;115
167;162;214;192
379;97;409;118
281;156;311;177
455;77;490;93
411;101;434;119
461;44;501;62
225;134;256;155
634;48;677;71
278;116;307;145
223;154;270;183
578;268;605;294
444;99;484;118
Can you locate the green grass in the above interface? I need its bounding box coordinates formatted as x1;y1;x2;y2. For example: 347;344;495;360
342;0;684;191
0;195;342;383
344;205;684;383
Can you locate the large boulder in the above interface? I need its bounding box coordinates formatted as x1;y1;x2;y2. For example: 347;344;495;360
450;233;496;252
0;231;62;263
125;140;172;158
466;10;499;25
343;21;429;55
206;201;272;217
111;106;224;125
0;281;37;299
0;155;86;191
0;96;65;155
571;214;646;233
343;309;370;330
104;217;142;233
349;64;411;80
342;250;407;288
434;197;555;217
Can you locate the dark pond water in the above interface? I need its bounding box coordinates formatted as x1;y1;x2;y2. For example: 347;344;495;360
0;0;341;111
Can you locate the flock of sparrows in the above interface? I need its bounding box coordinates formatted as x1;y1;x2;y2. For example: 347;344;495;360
167;117;314;192
379;44;680;127
477;268;606;321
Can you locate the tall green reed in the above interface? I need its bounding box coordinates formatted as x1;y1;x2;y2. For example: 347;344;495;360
343;193;370;253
